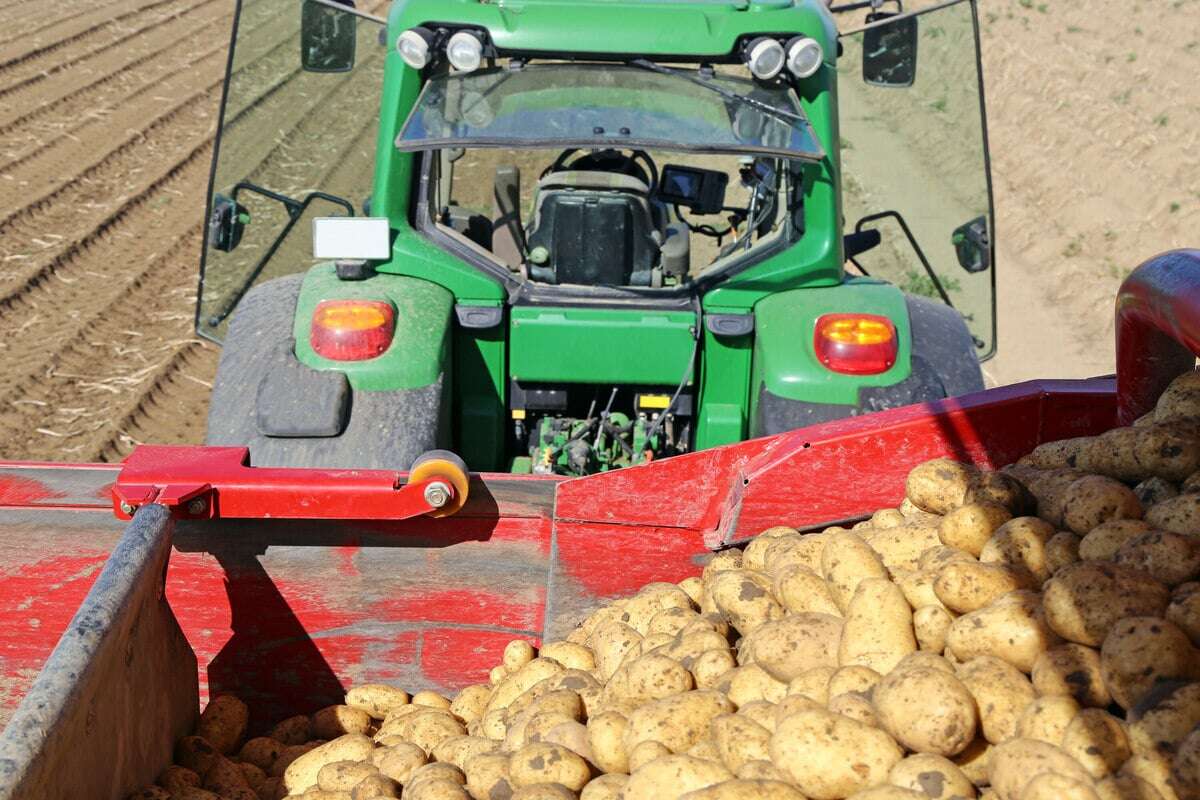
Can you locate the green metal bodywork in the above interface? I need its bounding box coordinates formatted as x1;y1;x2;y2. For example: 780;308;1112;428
509;308;696;386
293;265;452;391
269;0;961;472
753;279;914;408
389;0;839;60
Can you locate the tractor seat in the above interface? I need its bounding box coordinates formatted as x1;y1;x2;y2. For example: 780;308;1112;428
525;170;665;287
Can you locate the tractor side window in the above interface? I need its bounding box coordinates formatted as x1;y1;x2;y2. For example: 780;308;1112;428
839;0;996;358
196;0;386;340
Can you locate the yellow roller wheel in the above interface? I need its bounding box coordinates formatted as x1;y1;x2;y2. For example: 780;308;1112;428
409;449;470;518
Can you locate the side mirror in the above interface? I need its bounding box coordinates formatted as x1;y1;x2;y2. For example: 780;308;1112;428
209;194;250;253
301;0;356;73
952;216;990;273
862;12;918;88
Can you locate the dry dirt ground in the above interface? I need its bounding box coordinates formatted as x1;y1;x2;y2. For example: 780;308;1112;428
0;0;1196;461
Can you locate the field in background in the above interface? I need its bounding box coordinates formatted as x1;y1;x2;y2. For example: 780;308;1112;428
977;0;1200;384
0;0;1197;460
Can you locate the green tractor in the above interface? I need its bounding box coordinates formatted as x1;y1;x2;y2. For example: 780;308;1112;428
199;0;996;475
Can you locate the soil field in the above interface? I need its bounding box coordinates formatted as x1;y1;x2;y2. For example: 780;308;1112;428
0;0;1197;461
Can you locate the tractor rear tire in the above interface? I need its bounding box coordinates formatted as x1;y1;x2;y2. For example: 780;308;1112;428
205;275;443;470
905;294;985;398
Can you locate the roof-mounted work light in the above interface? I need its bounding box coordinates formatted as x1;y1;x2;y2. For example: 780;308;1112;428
446;30;485;73
744;37;786;80
786;36;824;79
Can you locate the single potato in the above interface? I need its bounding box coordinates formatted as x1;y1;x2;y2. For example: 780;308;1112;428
906;459;979;515
1030;644;1110;708
986;738;1093;800
946;591;1061;673
770;707;903;800
934;561;1034;615
1015;695;1080;746
839;577;917;674
887;753;977;799
740;613;842;682
1100;616;1198;709
873;666;978;756
957;656;1036;745
1062;709;1130;779
1042;561;1169;647
979;517;1056;583
1059;475;1142;535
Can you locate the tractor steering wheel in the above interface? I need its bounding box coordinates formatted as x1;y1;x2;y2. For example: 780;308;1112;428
543;148;659;191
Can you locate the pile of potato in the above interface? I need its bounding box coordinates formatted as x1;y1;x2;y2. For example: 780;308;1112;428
131;371;1200;800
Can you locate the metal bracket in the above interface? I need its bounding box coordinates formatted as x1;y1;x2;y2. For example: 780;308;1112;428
110;445;456;521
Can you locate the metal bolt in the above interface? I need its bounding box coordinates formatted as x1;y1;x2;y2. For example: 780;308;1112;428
119;500;135;516
424;481;451;508
186;498;207;515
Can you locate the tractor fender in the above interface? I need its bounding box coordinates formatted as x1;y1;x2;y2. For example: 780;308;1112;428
291;264;453;392
205;269;452;469
749;281;983;436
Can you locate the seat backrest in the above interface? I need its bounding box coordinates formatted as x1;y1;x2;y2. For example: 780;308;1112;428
526;171;660;286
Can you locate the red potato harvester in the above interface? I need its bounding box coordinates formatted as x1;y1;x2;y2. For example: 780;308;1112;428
0;250;1197;799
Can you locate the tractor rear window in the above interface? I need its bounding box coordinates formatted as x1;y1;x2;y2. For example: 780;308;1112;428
395;64;825;162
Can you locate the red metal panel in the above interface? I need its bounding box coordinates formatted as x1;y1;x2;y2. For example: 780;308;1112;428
0;465;116;511
1115;249;1200;424
0;511;126;728
0;459;560;521
553;379;1120;545
164;514;554;730
716;380;1119;545
0;378;1134;731
545;521;711;641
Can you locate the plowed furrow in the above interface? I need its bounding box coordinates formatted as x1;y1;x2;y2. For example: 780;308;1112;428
0;0;230;138
0;248;218;461
0;0;288;136
0;1;109;37
0;0;391;460
0;14;370;403
0;211;206;408
0;4;100;48
93;343;218;463
0;82;222;221
0;95;218;303
0;4;305;300
0;1;297;226
0;0;186;92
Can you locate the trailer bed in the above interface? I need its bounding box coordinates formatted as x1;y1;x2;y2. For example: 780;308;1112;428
2;250;1198;800
0;377;1118;734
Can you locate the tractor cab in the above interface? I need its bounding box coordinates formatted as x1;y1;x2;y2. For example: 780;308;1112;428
394;61;824;292
197;0;998;476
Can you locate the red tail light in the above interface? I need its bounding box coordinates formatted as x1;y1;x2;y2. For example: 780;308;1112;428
814;313;898;375
310;300;395;361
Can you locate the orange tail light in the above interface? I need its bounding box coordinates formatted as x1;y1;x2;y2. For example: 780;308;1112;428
310;300;395;361
814;313;898;375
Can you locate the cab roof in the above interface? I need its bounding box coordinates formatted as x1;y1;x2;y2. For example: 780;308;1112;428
388;0;837;61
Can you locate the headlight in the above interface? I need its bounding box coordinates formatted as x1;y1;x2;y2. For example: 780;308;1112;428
786;36;824;79
397;27;434;70
446;30;484;73
745;37;786;80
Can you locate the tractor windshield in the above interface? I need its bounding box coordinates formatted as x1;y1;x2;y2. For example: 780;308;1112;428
395;64;825;162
